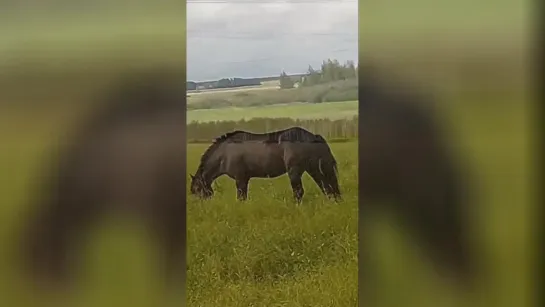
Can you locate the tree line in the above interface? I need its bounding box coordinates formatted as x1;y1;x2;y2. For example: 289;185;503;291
187;77;262;90
187;58;357;91
187;116;359;142
279;59;358;89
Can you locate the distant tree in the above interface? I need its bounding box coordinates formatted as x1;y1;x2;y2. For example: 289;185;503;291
320;60;330;82
338;60;356;80
303;65;322;86
279;71;294;89
232;77;261;87
216;78;232;88
321;59;338;82
308;65;316;75
186;81;197;90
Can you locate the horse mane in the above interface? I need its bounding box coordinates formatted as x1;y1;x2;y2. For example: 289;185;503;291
194;130;244;176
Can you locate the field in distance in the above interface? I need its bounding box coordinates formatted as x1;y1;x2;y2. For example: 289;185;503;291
187;100;358;123
187;81;280;96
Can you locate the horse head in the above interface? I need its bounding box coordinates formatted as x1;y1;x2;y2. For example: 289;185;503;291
189;173;213;199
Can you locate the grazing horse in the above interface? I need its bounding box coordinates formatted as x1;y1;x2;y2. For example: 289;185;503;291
358;69;475;301
17;70;187;290
189;127;341;202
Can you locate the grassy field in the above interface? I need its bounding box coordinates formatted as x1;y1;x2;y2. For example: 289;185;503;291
184;96;531;306
0;94;532;306
186;79;358;111
187;82;279;96
186;142;358;306
188;100;358;123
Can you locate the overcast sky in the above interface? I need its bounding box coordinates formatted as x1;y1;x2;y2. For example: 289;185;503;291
187;0;358;81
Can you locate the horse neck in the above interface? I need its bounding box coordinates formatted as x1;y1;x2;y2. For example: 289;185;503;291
196;150;222;184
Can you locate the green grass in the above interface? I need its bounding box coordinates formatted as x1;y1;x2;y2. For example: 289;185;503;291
186;142;358;306
187;95;532;306
188;100;359;123
187;79;359;111
0;97;532;307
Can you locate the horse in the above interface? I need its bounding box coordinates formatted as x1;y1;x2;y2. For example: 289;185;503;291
358;68;476;302
189;127;341;203
16;69;187;291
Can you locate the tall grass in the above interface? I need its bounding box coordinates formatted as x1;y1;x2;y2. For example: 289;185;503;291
187;142;358;306
187;116;359;142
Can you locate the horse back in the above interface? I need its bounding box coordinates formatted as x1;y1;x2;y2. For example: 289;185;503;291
277;127;324;143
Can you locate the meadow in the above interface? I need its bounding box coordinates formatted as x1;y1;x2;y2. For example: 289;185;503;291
184;94;531;307
0;94;531;306
186;79;359;111
185;96;359;306
188;100;358;123
186;141;358;306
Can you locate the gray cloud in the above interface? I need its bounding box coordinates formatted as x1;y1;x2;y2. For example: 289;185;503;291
187;1;358;81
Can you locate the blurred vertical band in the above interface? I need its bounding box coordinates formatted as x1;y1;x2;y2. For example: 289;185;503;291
0;2;187;307
358;0;534;306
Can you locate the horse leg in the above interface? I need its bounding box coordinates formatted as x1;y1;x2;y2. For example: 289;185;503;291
287;168;305;203
305;168;327;195
235;177;249;201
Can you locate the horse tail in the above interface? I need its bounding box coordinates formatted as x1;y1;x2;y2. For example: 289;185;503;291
313;134;338;175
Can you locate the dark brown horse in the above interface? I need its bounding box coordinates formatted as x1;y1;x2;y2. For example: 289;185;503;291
358;68;475;302
17;69;187;290
189;127;341;202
